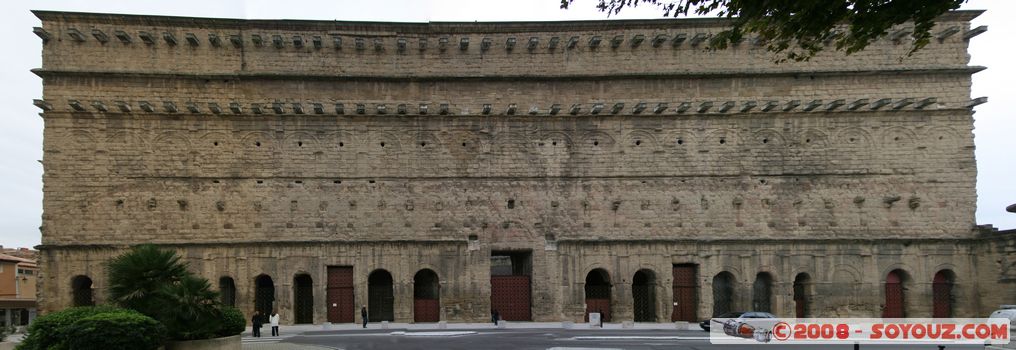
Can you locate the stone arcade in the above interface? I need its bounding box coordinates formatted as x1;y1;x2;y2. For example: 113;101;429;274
31;10;1016;325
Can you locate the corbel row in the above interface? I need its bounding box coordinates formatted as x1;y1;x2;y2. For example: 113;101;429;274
32;97;987;116
31;24;987;53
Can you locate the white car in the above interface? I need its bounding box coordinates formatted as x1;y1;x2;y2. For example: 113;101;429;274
989;305;1016;327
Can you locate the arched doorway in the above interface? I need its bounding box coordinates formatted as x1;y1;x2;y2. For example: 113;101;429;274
368;269;394;322
793;273;812;318
932;270;955;318
219;276;236;307
584;268;612;322
71;275;94;307
712;272;735;316
883;269;908;318
752;272;773;312
294;274;314;324
254;275;275;316
632;269;657;322
413;269;440;322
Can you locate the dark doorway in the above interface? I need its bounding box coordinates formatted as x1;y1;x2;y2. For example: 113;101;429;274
368;269;394;322
585;268;612;322
793;273;811;318
883;269;907;318
932;269;955;318
490;251;532;321
294;274;314;324
219;276;236;307
71;275;94;307
254;275;275;316
671;264;698;322
413;269;440;322
712;272;735;316
632;269;656;322
752;272;773;312
326;266;354;323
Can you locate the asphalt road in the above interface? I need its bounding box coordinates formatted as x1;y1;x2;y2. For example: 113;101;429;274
278;328;994;350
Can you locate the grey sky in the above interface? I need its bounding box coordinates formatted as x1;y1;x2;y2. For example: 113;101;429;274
1;0;1011;249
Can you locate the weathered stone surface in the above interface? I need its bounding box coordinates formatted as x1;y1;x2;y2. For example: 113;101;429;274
32;10;1014;323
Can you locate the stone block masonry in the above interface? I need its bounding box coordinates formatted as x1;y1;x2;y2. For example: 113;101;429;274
32;10;1014;324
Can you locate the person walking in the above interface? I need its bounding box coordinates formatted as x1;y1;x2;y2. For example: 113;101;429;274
491;309;500;326
251;310;263;337
361;305;368;328
269;310;280;337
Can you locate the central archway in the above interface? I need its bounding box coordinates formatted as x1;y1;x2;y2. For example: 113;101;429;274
368;269;394;322
413;269;440;322
585;268;612;322
294;274;314;324
632;269;657;322
254;275;275;316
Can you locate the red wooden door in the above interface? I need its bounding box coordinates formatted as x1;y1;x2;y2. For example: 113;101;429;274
883;271;904;318
327;266;354;323
671;265;698;322
585;298;611;322
932;271;953;318
414;299;440;322
491;275;531;321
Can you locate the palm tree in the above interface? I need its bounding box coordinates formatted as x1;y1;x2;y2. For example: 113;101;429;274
106;244;189;316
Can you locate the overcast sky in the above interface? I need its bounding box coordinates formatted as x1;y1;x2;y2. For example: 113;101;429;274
0;1;1011;249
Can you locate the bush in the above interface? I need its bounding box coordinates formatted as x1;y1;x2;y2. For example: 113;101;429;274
219;306;246;337
64;310;166;350
16;306;122;350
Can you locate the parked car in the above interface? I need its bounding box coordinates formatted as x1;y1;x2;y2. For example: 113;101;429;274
989;305;1016;327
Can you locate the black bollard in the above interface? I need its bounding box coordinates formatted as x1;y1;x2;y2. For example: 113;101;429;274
853;342;859;350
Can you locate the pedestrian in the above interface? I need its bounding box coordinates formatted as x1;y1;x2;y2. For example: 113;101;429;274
269;310;280;337
491;309;500;325
597;308;603;328
361;305;368;328
251;310;263;337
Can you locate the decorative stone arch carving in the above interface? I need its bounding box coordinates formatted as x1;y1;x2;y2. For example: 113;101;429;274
577;131;616;153
239;131;275;151
622;129;659;150
751;128;786;147
833;127;874;148
281;131;320;152
798;128;830;148
880;126;917;147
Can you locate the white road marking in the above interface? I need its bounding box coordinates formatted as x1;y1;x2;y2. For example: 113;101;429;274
568;336;711;340
389;331;477;336
547;347;624;350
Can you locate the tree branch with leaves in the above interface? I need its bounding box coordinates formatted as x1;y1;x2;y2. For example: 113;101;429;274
560;0;967;62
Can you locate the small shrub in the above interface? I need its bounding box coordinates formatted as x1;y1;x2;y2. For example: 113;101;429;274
16;306;122;350
219;306;246;337
64;310;166;350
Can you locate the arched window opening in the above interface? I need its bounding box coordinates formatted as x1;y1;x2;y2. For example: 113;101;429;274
219;276;236;307
712;272;735;317
793;273;812;318
254;275;275;316
752;272;773;312
932;270;955;318
632;269;657;322
413;269;440;322
71;275;94;307
293;274;314;324
368;270;394;322
584;268;612;322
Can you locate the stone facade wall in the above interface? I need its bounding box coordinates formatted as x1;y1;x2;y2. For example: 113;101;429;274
32;10;1015;323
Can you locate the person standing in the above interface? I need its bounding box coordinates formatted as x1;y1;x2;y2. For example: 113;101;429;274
361;306;368;328
269;310;280;337
251;310;263;337
491;309;500;326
